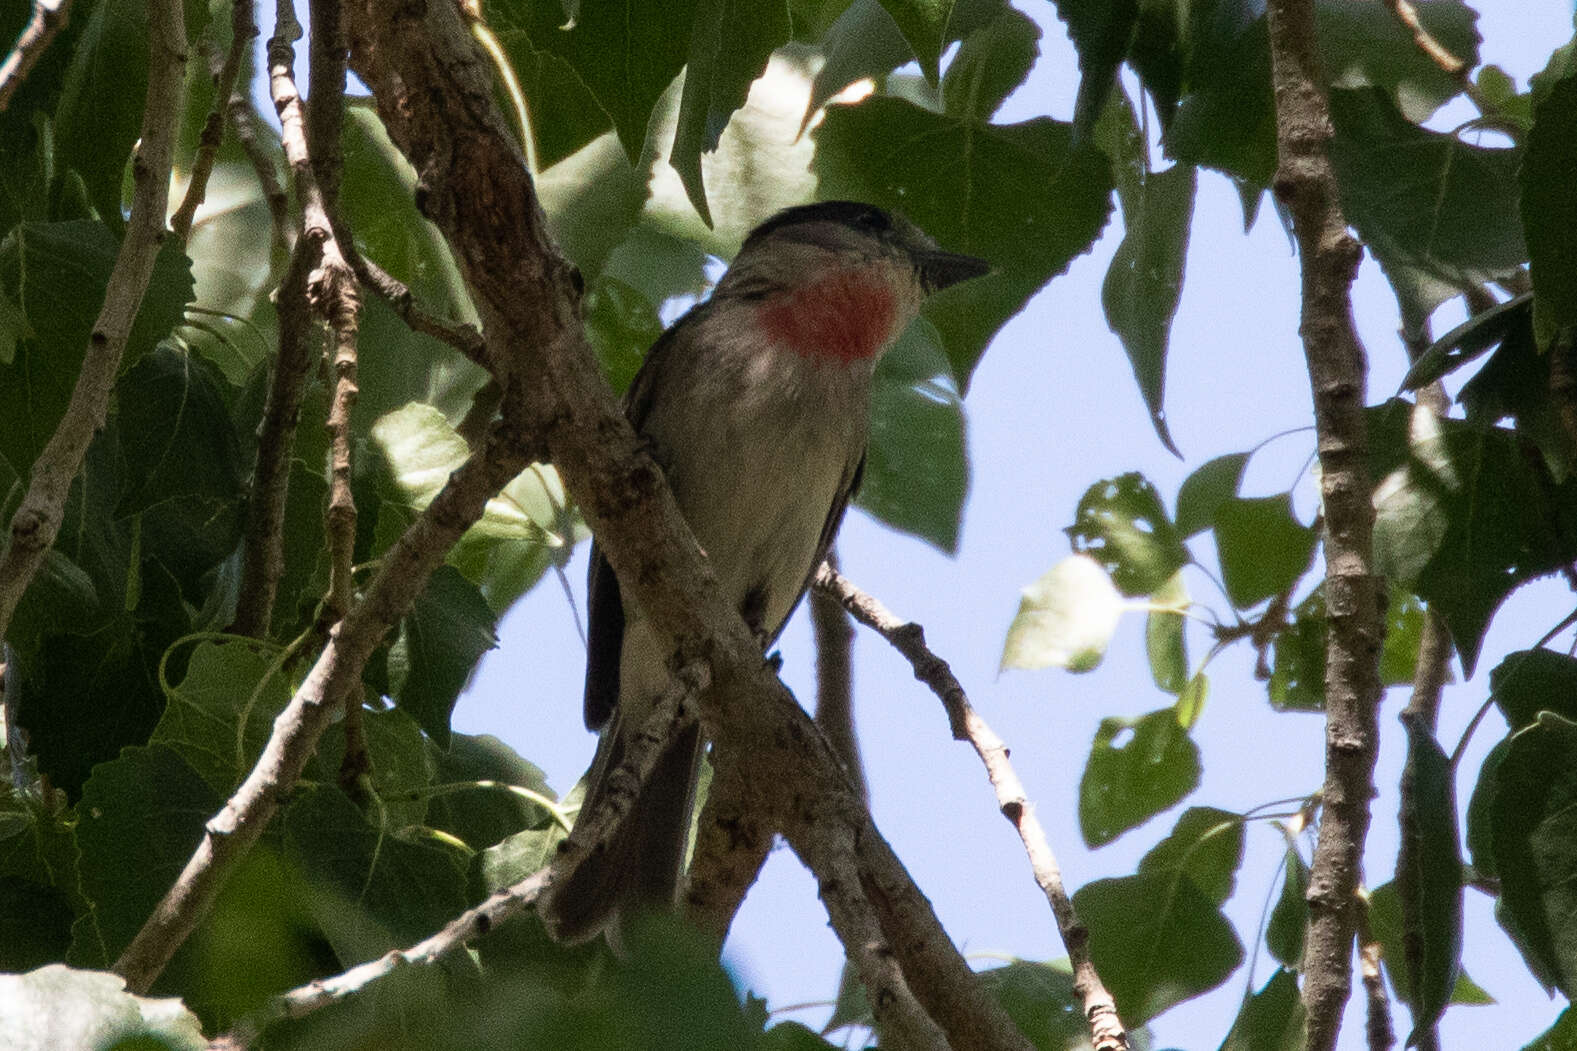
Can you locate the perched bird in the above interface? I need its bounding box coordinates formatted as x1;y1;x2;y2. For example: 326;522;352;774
539;200;990;945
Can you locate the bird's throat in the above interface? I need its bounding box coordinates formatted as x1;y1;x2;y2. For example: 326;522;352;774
755;269;899;364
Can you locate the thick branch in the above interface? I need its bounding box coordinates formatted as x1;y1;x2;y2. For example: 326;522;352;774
815;565;1129;1051
342;4;1029;1047
171;0;257;241
1265;2;1386;1048
0;0;71;112
0;0;185;643
684;750;773;945
113;416;536;993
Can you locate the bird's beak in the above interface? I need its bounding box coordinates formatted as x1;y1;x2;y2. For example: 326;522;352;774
917;250;993;293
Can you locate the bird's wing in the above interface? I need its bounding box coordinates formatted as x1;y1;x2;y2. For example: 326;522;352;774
770;451;865;649
581;312;697;731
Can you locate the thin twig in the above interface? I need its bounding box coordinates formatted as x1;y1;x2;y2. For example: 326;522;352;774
814;564;1130;1051
1265;2;1387;1048
0;0;186;644
1380;0;1497;118
0;0;71;113
171;0;258;241
227;95;293;261
1355;895;1396;1051
112;412;539;994
218;663;706;1048
349;251;489;369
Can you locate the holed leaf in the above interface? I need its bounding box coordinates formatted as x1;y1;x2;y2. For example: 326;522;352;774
1067;472;1189;597
1079;706;1200;846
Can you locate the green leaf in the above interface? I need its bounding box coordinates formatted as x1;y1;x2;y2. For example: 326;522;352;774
283;785;468;964
940;6;1039;122
389;565;500;748
1102;159;1195;455
1394;712;1464;1041
1218;968;1306;1051
1368;399;1577;674
1522;1007;1577;1051
114;345;245;590
311;707;437;832
1465;736;1509;882
150;639;292;795
975;959;1087;1050
538;132;649;280
1266;848;1308;968
1074;867;1243;1025
1067;472;1190;597
815;97;1113;386
1079;706;1200;846
1000;555;1125;674
372;406;514;527
1175;669;1208;729
584;275;664;396
1213;495;1316;609
0;222;195;474
1378;589;1427;687
671;0;793;224
1145;570;1189;693
874;0;954;83
1490;712;1577;995
1269;590;1324;712
0;965;205;1051
1456;303;1574;480
1399;293;1532;394
53;0;151;225
1047;0;1138;138
0;877;75;971
70;745;223;966
509;0;699;165
1138;806;1244;906
859;318;968;551
1331;88;1526;317
476;5;613;169
1315;0;1479;121
1368;881;1497;1009
1176;452;1248;538
427;734;559;853
1489;649;1577;730
1523;69;1577;349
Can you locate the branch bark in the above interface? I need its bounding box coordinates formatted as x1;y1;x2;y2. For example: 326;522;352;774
0;0;186;645
113;413;538;993
218;662;705;1048
0;0;71;113
341;3;1031;1047
1265;2;1386;1048
171;0;257;241
815;564;1130;1051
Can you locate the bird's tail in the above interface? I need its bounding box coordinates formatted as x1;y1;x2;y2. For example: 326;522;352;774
538;710;703;946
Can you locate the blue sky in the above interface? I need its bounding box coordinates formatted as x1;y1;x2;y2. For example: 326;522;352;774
454;2;1577;1047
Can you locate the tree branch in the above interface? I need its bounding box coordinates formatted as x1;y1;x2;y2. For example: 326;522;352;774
683;748;773;945
1265;2;1386;1048
0;0;71;113
171;0;257;241
341;3;1030;1047
216;662;705;1048
812;549;865;800
0;0;186;645
113;410;538;993
815;564;1130;1051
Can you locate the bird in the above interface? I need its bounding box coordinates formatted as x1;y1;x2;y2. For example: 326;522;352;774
538;200;990;946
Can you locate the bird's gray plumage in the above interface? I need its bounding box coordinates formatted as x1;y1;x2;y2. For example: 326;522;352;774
539;201;987;946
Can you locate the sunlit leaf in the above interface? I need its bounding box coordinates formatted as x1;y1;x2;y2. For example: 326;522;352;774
1000;555;1124;674
0;965;205;1051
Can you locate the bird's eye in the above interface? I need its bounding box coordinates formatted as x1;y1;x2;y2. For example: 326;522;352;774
857;209;891;232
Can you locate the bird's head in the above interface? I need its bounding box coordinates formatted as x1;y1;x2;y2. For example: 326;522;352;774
716;201;991;366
